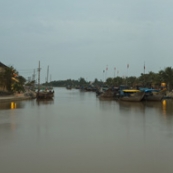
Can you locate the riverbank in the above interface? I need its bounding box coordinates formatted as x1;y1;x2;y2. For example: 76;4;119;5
0;91;36;102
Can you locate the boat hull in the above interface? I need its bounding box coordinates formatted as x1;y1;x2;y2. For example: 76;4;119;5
36;91;54;100
99;89;114;98
120;91;145;102
143;94;164;101
140;88;167;101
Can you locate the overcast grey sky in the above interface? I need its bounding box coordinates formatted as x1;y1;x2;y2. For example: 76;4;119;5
1;0;173;83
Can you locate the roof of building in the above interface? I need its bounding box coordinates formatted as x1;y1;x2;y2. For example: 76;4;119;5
0;62;7;68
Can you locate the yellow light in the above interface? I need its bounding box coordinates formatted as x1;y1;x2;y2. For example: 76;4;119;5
161;83;166;87
11;102;17;109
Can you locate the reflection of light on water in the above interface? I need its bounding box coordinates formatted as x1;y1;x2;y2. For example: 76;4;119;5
9;103;17;131
11;102;17;109
11;123;16;131
162;100;167;116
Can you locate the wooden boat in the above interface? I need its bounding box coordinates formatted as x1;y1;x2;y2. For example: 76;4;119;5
99;88;114;98
36;61;54;100
119;89;145;102
36;89;54;99
140;88;166;101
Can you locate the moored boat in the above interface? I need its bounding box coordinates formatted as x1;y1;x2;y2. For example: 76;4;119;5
36;61;54;100
98;88;114;98
36;89;54;99
119;89;145;102
140;88;166;101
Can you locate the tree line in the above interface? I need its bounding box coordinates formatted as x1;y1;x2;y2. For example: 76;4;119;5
1;66;173;93
46;67;173;91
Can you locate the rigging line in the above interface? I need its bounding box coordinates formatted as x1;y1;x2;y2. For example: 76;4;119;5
18;69;37;71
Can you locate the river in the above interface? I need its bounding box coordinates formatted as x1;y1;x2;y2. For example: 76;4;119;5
0;87;173;173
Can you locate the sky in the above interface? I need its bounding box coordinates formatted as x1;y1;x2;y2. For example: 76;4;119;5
1;0;173;83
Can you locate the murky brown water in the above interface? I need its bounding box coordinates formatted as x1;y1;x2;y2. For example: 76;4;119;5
1;88;173;173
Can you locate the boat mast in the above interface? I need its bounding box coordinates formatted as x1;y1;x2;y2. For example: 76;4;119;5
38;61;41;91
47;65;49;83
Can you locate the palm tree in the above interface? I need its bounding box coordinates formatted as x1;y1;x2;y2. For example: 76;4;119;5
3;66;18;92
13;75;26;93
159;67;173;91
0;71;5;90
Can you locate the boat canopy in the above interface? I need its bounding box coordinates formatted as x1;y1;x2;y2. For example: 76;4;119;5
123;89;140;93
139;88;160;93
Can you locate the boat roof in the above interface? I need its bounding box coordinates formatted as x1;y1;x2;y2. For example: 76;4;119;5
140;88;160;92
145;89;160;92
0;62;7;68
123;89;140;92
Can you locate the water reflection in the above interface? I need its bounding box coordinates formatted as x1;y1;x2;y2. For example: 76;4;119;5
162;99;173;116
1;88;173;173
0;99;55;109
119;101;145;112
11;102;16;109
98;98;117;111
0;101;25;110
143;101;162;108
117;99;173;117
0;109;18;135
36;99;54;105
162;100;167;116
118;101;145;120
142;100;173;117
0;122;17;133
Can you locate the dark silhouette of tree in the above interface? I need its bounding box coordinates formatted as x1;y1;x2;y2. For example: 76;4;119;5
159;67;173;91
3;66;18;91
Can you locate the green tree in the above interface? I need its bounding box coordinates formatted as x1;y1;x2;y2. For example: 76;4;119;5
159;67;173;91
79;77;87;85
0;71;5;90
12;75;26;92
17;75;26;85
127;76;137;87
105;77;113;86
0;66;21;92
113;77;123;86
4;66;18;91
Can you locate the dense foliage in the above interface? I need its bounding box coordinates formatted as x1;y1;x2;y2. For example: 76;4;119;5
0;66;26;93
1;66;173;92
44;67;173;91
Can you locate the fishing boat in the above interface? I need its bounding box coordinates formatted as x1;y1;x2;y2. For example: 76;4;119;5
119;89;145;102
140;88;166;101
36;89;54;99
98;88;115;98
96;85;108;96
36;61;54;100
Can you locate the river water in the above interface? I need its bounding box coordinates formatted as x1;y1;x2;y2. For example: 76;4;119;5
0;87;173;173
